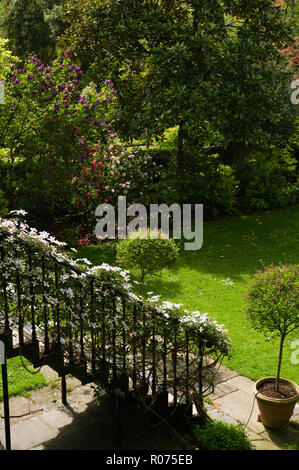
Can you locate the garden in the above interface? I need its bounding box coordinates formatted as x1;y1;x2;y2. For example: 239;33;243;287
0;0;298;453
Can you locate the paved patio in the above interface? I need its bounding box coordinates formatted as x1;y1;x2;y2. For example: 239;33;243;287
0;365;299;450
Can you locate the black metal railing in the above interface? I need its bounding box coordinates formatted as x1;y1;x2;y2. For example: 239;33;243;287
0;216;230;427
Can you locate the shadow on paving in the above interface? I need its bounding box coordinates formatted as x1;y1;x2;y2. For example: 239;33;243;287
40;395;187;451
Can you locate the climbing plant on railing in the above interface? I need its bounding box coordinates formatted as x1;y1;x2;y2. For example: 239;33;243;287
0;211;232;424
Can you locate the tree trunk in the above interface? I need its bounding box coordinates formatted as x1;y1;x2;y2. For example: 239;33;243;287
176;120;185;174
176;120;189;199
139;272;145;296
275;334;285;392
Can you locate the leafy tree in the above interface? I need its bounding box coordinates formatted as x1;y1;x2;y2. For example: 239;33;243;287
61;0;297;183
1;0;66;63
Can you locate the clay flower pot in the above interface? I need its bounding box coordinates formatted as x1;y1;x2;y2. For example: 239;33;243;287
253;377;299;430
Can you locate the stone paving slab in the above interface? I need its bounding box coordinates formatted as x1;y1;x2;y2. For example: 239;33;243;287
210;389;265;434
39;408;74;431
1;363;299;451
206;371;299;450
39;365;59;382
209;381;238;400
0;415;58;450
212;364;239;385
0;395;43;426
225;375;256;396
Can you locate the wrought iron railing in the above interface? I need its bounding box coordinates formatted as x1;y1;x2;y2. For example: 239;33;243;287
0;214;231;429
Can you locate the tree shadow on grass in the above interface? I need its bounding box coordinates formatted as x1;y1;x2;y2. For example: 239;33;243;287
172;205;299;283
74;206;299;290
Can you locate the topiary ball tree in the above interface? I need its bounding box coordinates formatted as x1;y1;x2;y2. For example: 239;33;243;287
116;229;179;295
244;264;299;392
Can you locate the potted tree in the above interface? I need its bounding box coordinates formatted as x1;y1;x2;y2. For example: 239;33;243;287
244;263;299;430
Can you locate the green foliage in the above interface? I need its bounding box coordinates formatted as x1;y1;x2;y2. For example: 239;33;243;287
116;230;179;294
285;442;299;450
236;147;298;211
76;205;299;384
0;52;117;230
244;264;299;338
0;38;19;80
2;0;64;63
73;139;167;239
192;420;251;451
176;151;239;214
244;263;299;388
0;356;47;400
0;188;8;215
61;0;297;171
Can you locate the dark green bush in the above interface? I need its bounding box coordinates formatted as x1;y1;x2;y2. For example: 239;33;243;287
236;147;298;211
116;229;179;295
0;188;8;215
193;420;251;451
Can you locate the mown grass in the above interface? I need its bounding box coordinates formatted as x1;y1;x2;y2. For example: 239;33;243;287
76;205;299;384
0;356;47;400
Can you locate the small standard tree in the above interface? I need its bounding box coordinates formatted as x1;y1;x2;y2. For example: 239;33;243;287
244;264;299;392
116;230;179;295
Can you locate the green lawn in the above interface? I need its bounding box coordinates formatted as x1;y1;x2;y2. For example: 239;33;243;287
0;356;47;400
76;205;299;384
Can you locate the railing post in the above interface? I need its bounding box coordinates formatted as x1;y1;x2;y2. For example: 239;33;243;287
61;373;67;406
198;336;204;412
28;248;37;344
0;340;11;450
186;330;190;403
132;305;137;390
173;319;178;406
152;310;156;396
0;244;11;337
41;257;50;355
90;279;96;375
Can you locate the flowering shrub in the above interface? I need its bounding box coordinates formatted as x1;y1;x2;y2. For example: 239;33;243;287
0;51;118;229
244;263;299;391
0;50;168;237
72;137;166;239
0;212;231;347
0;212;232;418
0;38;19;81
146;298;232;358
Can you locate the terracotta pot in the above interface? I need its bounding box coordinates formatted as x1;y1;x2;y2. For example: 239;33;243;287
253;377;299;430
